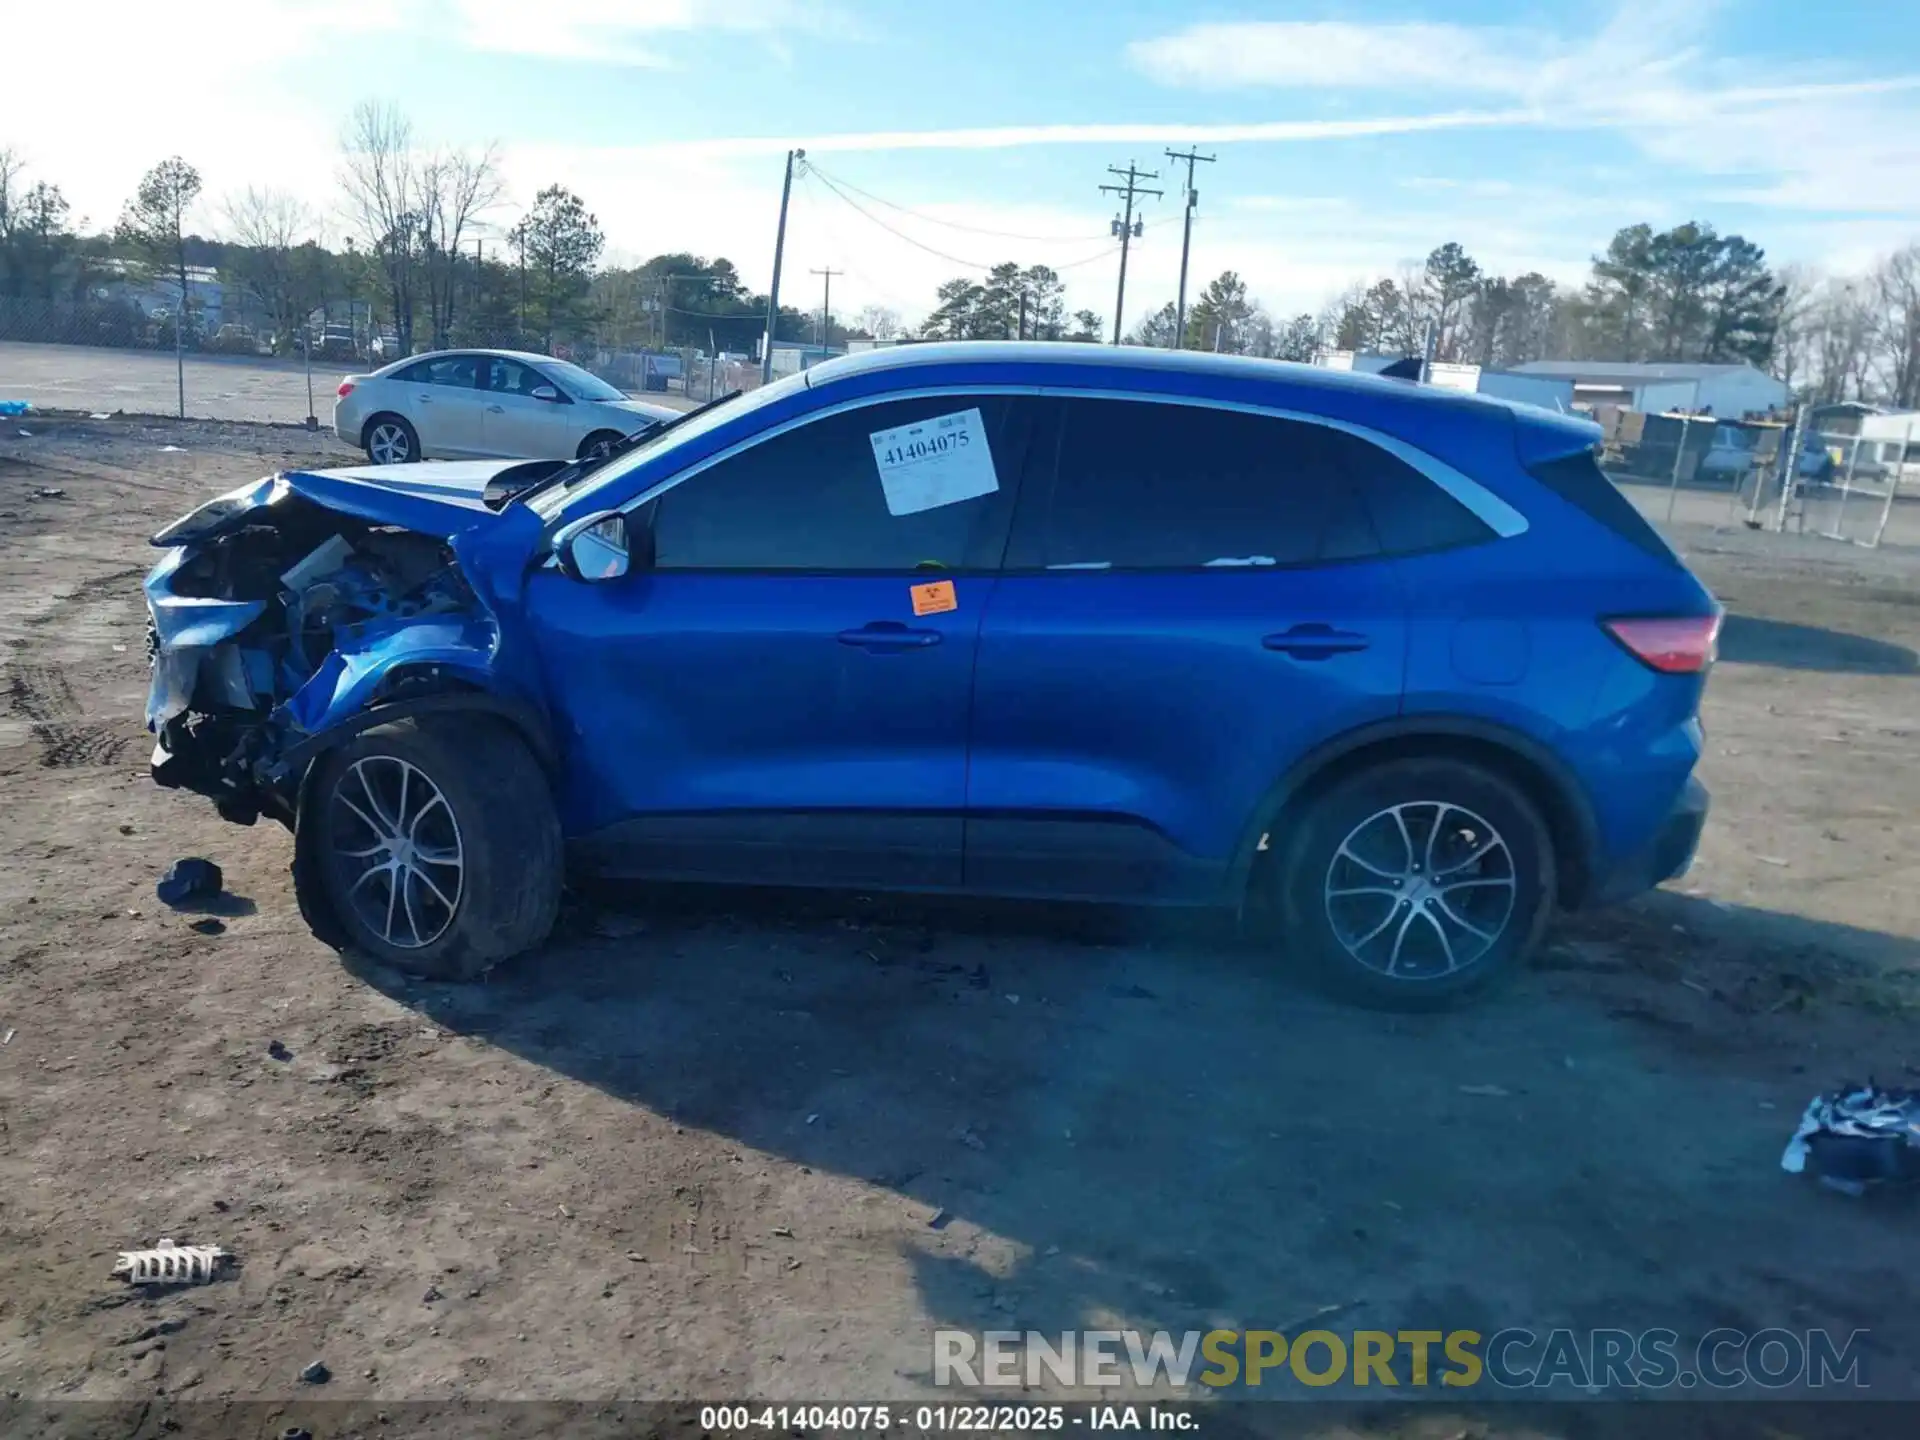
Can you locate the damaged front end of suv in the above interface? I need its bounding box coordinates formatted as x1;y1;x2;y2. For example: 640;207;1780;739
143;461;568;977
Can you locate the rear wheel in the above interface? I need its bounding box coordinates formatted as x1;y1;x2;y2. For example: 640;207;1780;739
303;716;561;979
364;414;419;465
1276;758;1554;1008
578;429;625;462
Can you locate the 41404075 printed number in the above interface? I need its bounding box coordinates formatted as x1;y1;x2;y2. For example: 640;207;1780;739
879;427;973;468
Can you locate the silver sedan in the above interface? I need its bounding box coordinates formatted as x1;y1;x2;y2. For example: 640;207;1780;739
333;349;677;464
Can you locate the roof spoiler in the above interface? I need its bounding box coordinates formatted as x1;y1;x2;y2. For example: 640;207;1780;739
1510;406;1605;471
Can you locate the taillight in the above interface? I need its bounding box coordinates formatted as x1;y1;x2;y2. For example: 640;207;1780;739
1603;613;1723;674
336;380;356;398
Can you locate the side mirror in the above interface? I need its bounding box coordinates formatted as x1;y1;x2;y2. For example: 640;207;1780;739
554;511;630;583
531;384;562;403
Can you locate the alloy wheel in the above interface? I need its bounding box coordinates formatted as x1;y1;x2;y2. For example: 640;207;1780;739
1322;801;1517;979
369;422;411;464
327;756;464;949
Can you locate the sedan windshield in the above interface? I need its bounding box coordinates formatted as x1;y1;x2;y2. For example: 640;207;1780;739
526;369;812;520
538;359;626;403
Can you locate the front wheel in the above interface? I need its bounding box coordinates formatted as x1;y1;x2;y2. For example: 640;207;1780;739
302;716;562;979
578;429;625;462
364;414;420;466
1276;758;1554;1008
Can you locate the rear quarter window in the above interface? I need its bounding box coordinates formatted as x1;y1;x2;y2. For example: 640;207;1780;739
1525;450;1678;563
1317;427;1495;556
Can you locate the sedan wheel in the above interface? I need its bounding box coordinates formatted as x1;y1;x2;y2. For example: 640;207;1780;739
367;419;414;465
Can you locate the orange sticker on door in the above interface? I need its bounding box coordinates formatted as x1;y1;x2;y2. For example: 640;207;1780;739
910;579;958;616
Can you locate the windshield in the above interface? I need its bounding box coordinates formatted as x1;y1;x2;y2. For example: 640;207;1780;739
527;369;813;520
538;358;626;403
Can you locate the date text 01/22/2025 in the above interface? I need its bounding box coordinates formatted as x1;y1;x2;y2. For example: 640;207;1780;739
698;1405;1199;1432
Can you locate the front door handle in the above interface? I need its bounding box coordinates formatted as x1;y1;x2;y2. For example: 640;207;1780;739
486;403;504;413
838;622;943;652
1263;623;1370;660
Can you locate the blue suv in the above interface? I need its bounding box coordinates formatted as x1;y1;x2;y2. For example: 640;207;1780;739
143;343;1717;1004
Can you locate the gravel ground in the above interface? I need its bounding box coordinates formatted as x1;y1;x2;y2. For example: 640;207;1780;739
2;416;1918;1430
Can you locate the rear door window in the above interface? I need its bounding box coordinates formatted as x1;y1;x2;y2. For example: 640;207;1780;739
648;394;1037;572
394;355;480;389
1007;398;1377;570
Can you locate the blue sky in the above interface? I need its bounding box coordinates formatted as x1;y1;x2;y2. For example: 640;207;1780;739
5;0;1918;333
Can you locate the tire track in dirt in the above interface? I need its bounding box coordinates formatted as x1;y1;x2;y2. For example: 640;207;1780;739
3;663;138;768
3;564;151;768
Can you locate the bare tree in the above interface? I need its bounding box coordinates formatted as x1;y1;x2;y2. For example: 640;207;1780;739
1871;245;1920;410
855;303;901;340
338;101;423;355
419;144;503;349
224;186;318;349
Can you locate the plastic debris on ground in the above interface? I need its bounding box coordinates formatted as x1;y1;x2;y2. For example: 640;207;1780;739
156;857;223;908
1780;1082;1920;1196
0;400;29;416
113;1238;230;1285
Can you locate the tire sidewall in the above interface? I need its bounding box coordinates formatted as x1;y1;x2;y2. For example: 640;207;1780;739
1280;759;1554;1007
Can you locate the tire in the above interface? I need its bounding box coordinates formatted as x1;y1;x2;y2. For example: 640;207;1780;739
1275;758;1555;1009
363;413;420;465
578;429;624;462
301;715;562;980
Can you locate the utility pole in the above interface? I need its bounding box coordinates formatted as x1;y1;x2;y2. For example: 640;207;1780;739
1165;148;1215;350
762;148;804;384
810;266;841;349
1100;162;1161;346
1017;288;1029;342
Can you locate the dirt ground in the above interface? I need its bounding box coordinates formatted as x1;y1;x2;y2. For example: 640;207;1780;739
2;415;1919;1425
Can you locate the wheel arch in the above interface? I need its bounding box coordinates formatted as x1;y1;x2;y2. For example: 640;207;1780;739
1232;715;1600;909
280;671;561;779
578;427;626;460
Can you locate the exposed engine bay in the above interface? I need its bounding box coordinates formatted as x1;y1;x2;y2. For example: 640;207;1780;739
147;487;488;826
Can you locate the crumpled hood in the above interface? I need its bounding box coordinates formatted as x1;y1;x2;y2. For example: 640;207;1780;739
152;459;543;549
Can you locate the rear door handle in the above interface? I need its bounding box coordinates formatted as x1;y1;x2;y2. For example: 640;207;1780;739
1262;623;1370;660
486;404;504;413
838;622;943;652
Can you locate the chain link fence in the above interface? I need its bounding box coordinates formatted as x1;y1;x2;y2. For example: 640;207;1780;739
0;300;760;426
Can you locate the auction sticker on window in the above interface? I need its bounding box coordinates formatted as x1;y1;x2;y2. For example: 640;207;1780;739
869;408;997;516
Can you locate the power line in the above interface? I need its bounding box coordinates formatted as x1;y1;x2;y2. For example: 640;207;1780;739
805;169;998;271
801;161;1111;244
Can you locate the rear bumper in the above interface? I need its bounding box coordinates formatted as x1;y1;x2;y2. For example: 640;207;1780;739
1585;775;1708;907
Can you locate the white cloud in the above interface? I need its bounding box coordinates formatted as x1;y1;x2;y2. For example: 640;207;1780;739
621;108;1538;160
1126;3;1920;225
1128;21;1554;95
449;0;849;65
